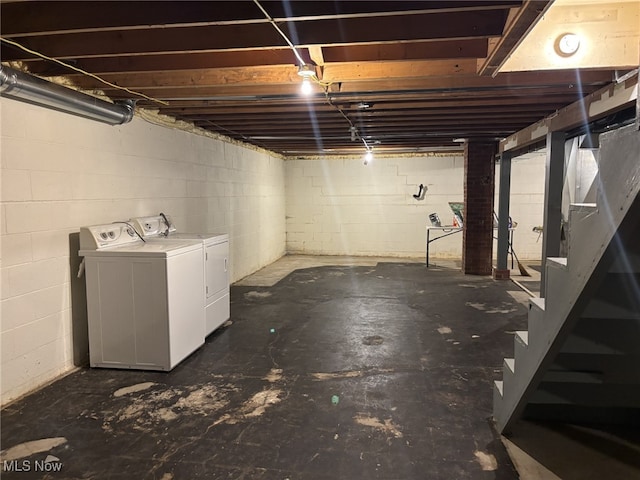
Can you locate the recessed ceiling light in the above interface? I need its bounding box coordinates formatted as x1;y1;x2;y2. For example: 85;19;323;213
556;33;580;56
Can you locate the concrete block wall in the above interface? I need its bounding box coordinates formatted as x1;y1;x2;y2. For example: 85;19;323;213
0;98;286;405
496;151;546;260
286;152;545;260
285;154;467;258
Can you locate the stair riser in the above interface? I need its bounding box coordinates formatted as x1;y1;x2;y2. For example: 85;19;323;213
543;259;569;318
527;299;546;346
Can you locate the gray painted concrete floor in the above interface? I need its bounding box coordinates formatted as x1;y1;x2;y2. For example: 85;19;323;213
2;255;520;479
2;255;637;479
240;255;640;480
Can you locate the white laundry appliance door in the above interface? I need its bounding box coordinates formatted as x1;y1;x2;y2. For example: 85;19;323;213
205;240;230;335
86;257;170;369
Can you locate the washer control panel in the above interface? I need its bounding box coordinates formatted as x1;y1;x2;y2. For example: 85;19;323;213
80;223;140;250
130;215;176;237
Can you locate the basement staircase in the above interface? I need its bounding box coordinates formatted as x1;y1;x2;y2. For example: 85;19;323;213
493;124;640;434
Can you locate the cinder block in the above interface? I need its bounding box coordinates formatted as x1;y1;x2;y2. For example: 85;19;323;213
1;169;32;202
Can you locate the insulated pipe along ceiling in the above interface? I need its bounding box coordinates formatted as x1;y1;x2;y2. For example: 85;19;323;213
0;65;134;125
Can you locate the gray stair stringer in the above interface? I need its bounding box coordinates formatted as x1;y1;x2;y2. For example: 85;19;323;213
493;125;640;434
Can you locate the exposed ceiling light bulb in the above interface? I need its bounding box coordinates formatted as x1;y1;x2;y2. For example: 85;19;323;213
297;64;315;77
350;126;356;141
364;150;373;165
301;77;312;95
297;64;315;95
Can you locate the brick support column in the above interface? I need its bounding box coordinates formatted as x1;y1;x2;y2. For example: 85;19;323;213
463;141;496;275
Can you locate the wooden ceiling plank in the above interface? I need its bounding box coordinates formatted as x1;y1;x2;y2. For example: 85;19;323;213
20;49;299;76
1;1;266;36
167;104;564;118
219;119;537;132
308;46;325;66
322;59;477;83
282;10;507;46
183;108;552;122
501;75;638;153
64;59;479;90
335;69;613;93
2;11;507;61
108;87;597;103
274;1;522;21
152;90;590;110
321;39;488;62
69;61;610;97
1;24;287;61
478;0;553;76
2;1;522;36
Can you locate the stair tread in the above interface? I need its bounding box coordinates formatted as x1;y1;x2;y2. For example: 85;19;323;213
547;257;568;267
504;358;515;373
515;331;528;345
494;380;503;397
530;297;545;310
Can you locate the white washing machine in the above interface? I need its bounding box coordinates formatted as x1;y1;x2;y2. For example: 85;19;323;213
130;215;230;336
79;222;205;371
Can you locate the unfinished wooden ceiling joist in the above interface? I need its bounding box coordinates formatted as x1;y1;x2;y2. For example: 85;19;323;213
1;0;635;157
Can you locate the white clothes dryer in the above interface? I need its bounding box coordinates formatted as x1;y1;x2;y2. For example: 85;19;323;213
130;215;230;336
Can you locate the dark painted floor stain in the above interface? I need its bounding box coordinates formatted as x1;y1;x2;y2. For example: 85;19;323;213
1;262;526;479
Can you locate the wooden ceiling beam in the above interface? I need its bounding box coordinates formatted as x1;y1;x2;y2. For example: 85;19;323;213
2;11;507;61
478;0;553;76
16;39;488;77
1;24;284;61
336;70;613;93
167;111;562;130
308;46;325;67
200;120;535;135
1;1;266;36
20;49;299;76
65;59;479;90
153;91;588;111
321;39;488;62
96;69;612;100
281;10;507;47
2;1;521;36
501;75;638;153
181;109;550;123
168;104;563;118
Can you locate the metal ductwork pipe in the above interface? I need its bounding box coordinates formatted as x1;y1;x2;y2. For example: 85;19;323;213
0;65;134;125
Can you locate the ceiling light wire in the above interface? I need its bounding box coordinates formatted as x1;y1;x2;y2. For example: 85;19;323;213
252;0;335;94
253;0;372;155
323;86;371;152
0;36;168;106
252;0;306;66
